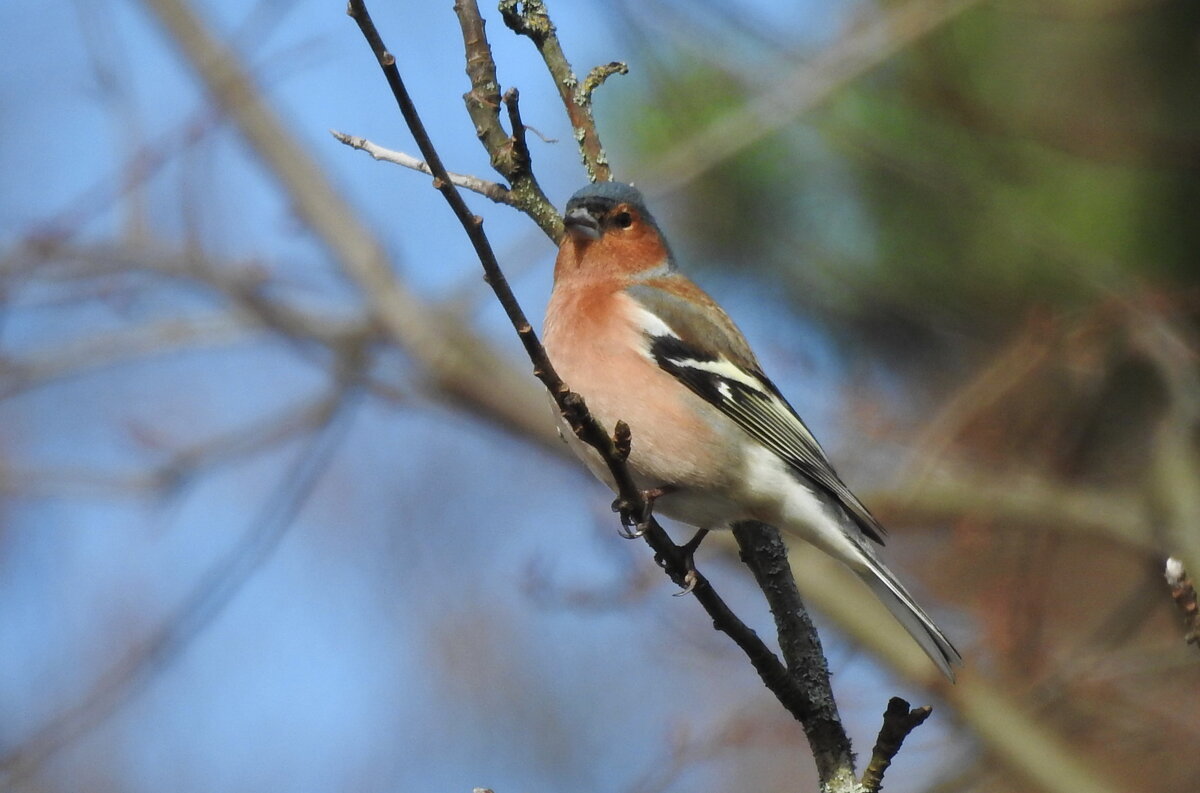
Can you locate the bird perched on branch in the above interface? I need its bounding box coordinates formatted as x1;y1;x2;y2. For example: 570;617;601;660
542;181;962;680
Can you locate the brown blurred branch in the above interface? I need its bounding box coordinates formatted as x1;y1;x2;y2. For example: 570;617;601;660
25;108;218;245
0;315;252;399
0;392;342;499
24;22;330;248
7;240;373;347
139;0;555;451
624;713;792;793
0;362;364;788
902;319;1054;477
917;76;1200;171
868;466;1158;555
1135;312;1200;580
1;238;418;407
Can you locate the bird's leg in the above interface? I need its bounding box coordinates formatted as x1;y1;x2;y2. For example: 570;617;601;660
611;485;674;538
672;528;710;596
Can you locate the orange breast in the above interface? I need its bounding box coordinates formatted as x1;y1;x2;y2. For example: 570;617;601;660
543;282;730;490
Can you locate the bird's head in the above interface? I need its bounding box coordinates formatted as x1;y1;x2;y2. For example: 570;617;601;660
555;182;675;281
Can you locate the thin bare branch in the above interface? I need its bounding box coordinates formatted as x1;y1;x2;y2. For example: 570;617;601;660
0;394;340;499
330;129;517;206
0;315;255;399
868;465;1157;555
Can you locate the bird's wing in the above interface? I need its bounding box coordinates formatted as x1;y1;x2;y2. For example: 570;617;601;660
626;282;886;544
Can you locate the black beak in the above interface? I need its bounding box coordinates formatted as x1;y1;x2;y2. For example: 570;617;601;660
563;206;601;241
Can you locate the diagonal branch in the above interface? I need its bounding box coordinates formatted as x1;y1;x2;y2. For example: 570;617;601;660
643;0;985;195
139;0;552;449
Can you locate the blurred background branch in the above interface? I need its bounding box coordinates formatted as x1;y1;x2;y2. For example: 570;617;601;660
140;0;555;447
0;363;364;786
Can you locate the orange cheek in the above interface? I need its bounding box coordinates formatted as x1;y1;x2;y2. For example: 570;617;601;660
593;229;670;275
554;226;671;283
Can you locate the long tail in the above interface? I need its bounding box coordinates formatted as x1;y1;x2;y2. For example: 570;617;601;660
859;558;962;681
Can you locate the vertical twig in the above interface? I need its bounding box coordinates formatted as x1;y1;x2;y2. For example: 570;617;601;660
453;0;561;240
498;0;624;182
861;698;933;792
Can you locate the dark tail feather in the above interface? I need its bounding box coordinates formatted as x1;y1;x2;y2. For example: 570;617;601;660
860;560;962;681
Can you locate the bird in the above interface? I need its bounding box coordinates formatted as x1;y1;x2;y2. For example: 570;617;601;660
541;181;962;680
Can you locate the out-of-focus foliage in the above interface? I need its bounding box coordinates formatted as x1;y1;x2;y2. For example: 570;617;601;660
630;0;1200;354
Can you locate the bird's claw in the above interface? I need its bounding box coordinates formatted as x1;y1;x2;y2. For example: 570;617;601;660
617;522;644;539
610;497;646;538
611;486;673;539
672;569;699;597
671;528;709;597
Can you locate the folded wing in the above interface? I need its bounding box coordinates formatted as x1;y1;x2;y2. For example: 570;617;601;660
627;283;886;545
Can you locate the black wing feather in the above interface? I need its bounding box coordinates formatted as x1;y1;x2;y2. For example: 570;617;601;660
649;334;887;545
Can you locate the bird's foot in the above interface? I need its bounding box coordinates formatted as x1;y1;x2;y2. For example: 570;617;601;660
611;497;643;538
672;528;710;597
611;485;673;538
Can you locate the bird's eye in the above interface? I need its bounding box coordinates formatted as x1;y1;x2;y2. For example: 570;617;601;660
613;211;634;229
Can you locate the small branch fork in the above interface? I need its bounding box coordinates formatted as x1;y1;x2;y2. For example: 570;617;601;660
343;1;929;789
335;1;626;240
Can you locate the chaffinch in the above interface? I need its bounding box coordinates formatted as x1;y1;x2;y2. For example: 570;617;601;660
543;181;962;680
